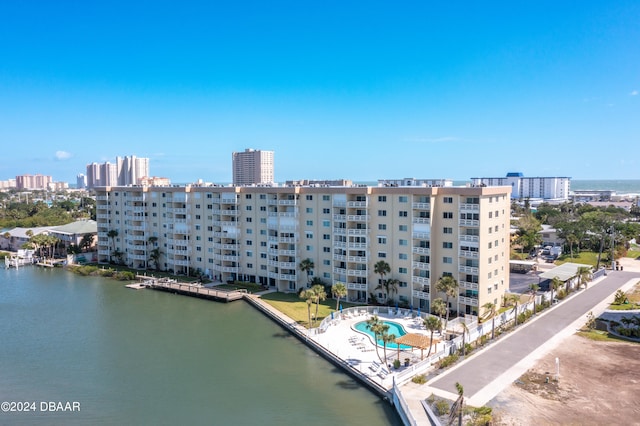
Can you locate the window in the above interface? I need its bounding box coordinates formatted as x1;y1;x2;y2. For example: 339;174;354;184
489;211;493;218
399;196;408;203
322;195;330;201
488;272;492;278
399;267;407;274
488;227;492;234
443;227;453;234
260;218;266;223
246;263;253;268
323;247;331;253
399;253;408;260
495;225;499;232
378;237;387;244
495;210;499;217
246;251;253;257
259;194;266;199
443;212;453;219
323;208;330;214
488;242;492;248
246;217;252;222
305;232;313;239
245;194;252;199
378;210;387;217
246;205;252;211
443;242;453;249
306;245;313;251
260;241;267;247
261;264;267;270
323;234;330;240
323;272;331;278
195;225;201;230
487;286;492;294
246;240;253;245
444;197;453;203
443;257;453;264
378;196;387;202
399;211;408;217
260;230;266;235
378;224;387;230
399;225;407;231
323;220;330;227
306;208;313;213
323;259;330;265
495;240;499;247
246;229;253;234
306;195;313;200
399;239;408;246
306;220;313;226
260;253;267;259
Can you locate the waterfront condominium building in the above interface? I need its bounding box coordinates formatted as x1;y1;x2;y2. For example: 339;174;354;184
470;172;570;201
232;149;274;185
95;181;511;317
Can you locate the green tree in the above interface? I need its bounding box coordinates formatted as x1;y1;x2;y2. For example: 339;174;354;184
298;258;315;287
432;298;447;321
482;302;496;340
576;266;591;289
80;233;95;252
373;260;391;287
331;282;347;311
107;229;118;263
376;278;399;304
515;214;543;253
299;288;316;329
311;284;327;326
529;283;540;315
149;248;162;271
436;275;459;328
379;324;395;365
423;315;442;357
506;294;520;326
550;277;562;305
366;315;384;364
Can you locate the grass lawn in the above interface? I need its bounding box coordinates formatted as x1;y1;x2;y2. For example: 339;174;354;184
608;281;640;310
577;329;631;343
626;249;640;260
216;282;265;293
260;292;359;328
556;251;600;267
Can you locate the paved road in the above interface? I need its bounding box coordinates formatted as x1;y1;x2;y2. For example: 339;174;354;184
428;270;639;402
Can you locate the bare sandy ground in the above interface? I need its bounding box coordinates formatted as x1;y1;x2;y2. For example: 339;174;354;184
489;333;640;425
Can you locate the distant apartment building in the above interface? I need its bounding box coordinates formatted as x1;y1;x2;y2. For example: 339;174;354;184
95;181;511;317
16;174;52;190
86;155;150;189
471;172;570;201
232;149;274;185
138;176;171;186
0;179;17;189
76;173;87;190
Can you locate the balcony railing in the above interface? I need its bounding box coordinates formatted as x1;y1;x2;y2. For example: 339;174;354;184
458;295;479;307
459;265;479;274
459;250;479;259
459;203;480;211
459;235;479;243
412;247;430;255
459;281;479;291
459;219;479;227
412;276;430;285
412;261;430;270
412;290;430;300
347;283;367;290
412;202;431;210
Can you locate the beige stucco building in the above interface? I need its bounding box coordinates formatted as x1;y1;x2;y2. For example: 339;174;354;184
95;182;511;316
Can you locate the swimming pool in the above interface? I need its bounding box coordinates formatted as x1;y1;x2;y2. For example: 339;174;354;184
353;320;412;350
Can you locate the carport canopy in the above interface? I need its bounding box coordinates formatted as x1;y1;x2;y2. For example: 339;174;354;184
539;262;592;282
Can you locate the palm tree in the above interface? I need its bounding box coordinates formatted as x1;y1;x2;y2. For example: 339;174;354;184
375;278;399;304
299;258;315;288
311;284;326;326
460;321;470;357
331;282;347;311
551;276;562;305
506;294;520;326
432;298;447;321
366;315;384;363
454;382;465;425
482;302;496;340
435;275;459;328
300;288;316;329
423;316;442;357
149;248;162;271
529;283;540;315
147;236;158;270
107;230;118;263
576;266;591;289
379;324;395;365
80;233;95;253
373;260;391;287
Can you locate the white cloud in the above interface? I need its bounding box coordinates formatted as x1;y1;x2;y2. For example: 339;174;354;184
54;150;72;160
631;90;638;96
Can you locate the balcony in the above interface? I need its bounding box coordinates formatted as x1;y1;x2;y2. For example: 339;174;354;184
219;266;239;273
347;229;368;236
347;269;367;277
412;218;430;225
96;204;108;210
459;235;479;244
334;241;347;248
459;265;479;274
168;208;187;214
412;261;430;271
347;215;370;222
268;211;298;218
347;256;367;263
347;283;367;291
129;253;147;261
170;259;190;267
333;267;347;275
459;219;479;227
412;276;430;286
214;254;239;261
412;247;430;255
333;254;346;262
412;232;430;240
97;214;110;220
332;200;346;207
277;199;297;206
333;214;346;221
412;290;430;300
459;295;479;307
268;272;296;281
459;281;479;291
333;228;346;235
98;249;110;256
459;250;479;259
460;203;480;212
412;202;431;210
347;201;367;208
212;209;238;216
96;195;108;201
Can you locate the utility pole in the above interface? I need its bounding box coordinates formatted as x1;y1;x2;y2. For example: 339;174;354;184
610;225;615;271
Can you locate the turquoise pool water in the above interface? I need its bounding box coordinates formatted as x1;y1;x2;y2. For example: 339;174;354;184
353;321;412;350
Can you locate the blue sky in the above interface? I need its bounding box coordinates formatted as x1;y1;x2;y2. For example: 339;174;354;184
1;1;638;184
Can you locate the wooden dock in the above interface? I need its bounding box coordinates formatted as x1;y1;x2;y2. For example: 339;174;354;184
137;277;246;302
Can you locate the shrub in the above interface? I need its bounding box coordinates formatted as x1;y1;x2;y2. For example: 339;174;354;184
439;354;459;369
412;374;427;385
479;335;488;346
613;289;627;305
434;400;450;416
393;359;401;369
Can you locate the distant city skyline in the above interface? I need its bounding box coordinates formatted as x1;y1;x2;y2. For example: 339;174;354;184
1;2;638;183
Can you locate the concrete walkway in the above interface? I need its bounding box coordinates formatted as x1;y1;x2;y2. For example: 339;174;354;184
423;269;640;407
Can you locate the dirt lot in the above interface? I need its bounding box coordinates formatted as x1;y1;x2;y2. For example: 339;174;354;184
489;333;640;425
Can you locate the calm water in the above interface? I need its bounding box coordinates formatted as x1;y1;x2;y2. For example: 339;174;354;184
0;267;400;425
